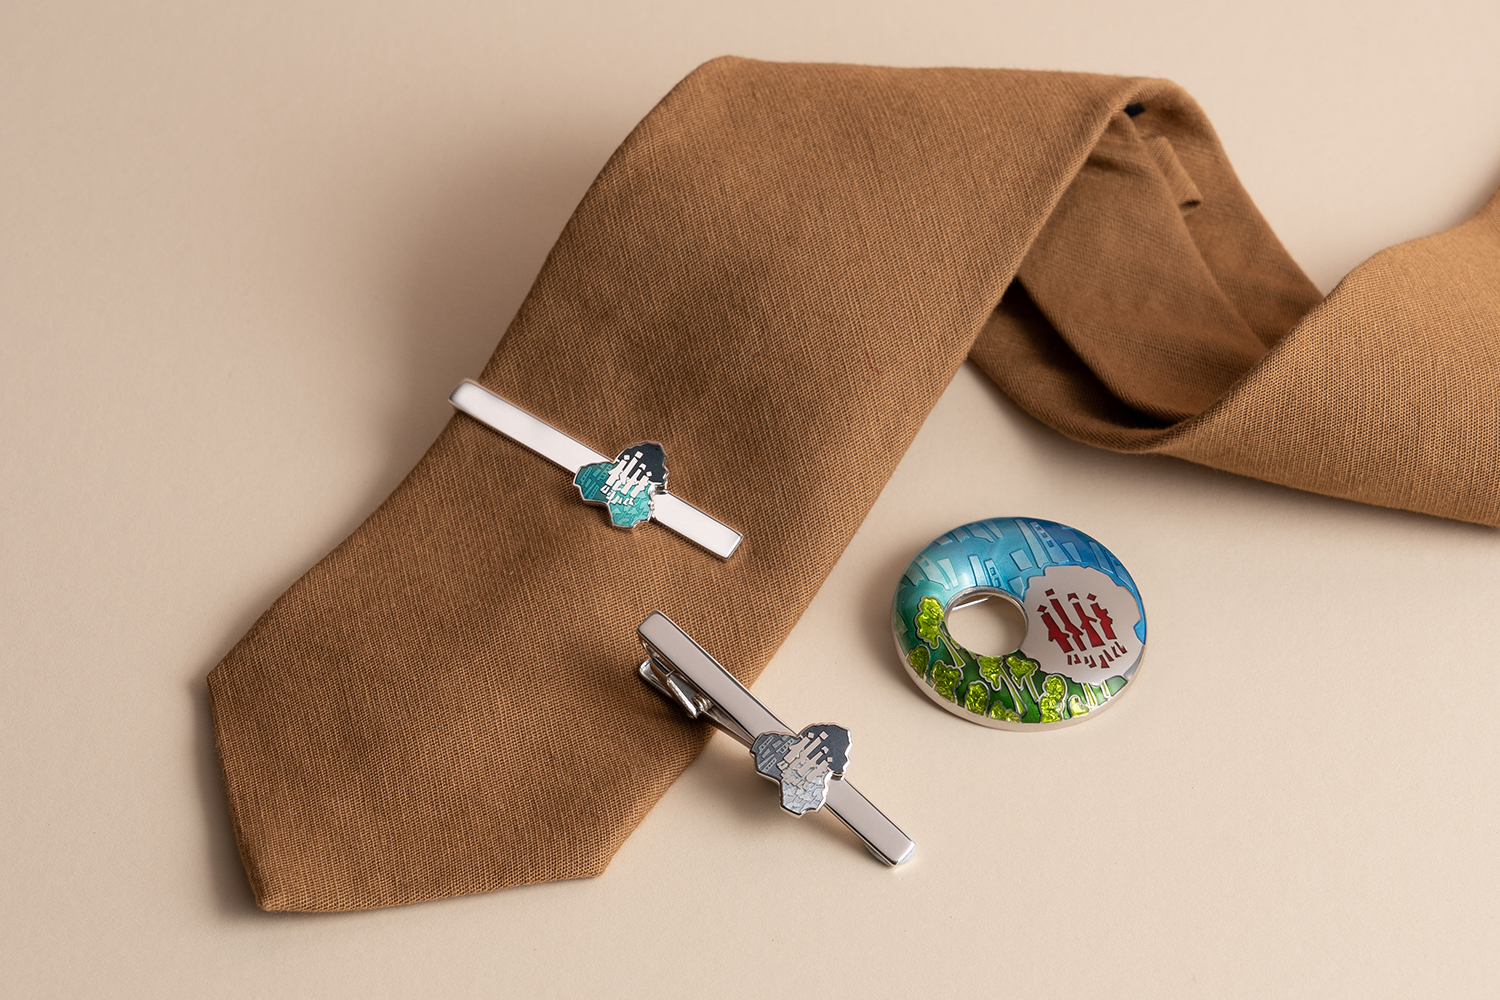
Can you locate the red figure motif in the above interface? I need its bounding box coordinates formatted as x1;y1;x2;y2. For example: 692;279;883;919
1067;592;1105;648
1038;606;1075;652
1088;593;1117;641
1045;589;1088;651
1040;587;1129;662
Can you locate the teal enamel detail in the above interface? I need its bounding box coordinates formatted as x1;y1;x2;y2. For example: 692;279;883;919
574;461;654;528
892;518;1146;729
573;443;668;529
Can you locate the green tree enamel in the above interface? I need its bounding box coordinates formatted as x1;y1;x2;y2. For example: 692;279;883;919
988;702;1021;723
1039;674;1068;723
914;596;944;646
964;681;989;714
907;646;929;678
932;664;961;701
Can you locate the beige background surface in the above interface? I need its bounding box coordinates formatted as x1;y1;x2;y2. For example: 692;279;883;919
3;1;1499;997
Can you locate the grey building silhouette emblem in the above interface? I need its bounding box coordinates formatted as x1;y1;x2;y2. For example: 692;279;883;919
751;725;852;815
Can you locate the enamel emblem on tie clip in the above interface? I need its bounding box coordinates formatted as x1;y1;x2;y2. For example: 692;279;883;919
449;380;742;558
636;611;915;867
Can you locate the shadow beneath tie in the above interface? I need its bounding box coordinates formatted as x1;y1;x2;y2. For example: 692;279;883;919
847;373;1073;690
840;356;1476;704
190;678;263;917
1453;158;1500;229
192;134;618;916
375;136;614;506
262;133;619;565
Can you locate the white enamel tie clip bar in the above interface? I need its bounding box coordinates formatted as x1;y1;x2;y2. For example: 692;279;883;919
449;380;742;558
637;611;915;867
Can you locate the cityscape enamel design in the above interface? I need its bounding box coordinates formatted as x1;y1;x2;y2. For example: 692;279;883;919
448;380;742;558
892;518;1147;729
573;443;668;529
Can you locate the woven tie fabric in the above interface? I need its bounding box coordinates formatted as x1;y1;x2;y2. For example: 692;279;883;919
208;57;1500;911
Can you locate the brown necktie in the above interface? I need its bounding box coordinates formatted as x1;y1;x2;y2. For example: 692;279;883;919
208;57;1500;911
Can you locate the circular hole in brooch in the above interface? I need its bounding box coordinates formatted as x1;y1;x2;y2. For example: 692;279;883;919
945;588;1027;658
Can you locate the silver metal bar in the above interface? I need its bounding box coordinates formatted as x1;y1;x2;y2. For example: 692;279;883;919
450;380;743;559
636;611;915;867
652;493;742;559
824;780;915;867
449;379;607;474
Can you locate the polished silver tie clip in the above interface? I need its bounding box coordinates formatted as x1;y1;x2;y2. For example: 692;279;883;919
450;380;742;559
637;611;915;867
